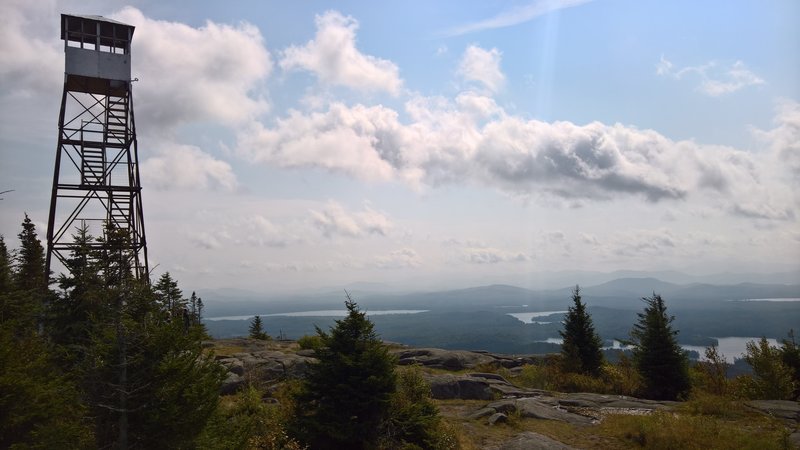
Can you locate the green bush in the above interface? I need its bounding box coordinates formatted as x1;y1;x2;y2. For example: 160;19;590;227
381;366;459;449
297;334;324;351
198;385;304;450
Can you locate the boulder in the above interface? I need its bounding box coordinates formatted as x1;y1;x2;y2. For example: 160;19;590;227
220;372;244;395
488;412;509;425
515;398;593;425
426;373;544;400
426;374;495;400
217;357;245;376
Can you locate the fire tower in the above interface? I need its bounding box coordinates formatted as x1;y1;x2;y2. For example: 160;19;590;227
46;14;148;280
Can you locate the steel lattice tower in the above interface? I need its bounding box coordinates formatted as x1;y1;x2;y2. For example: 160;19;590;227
46;14;148;280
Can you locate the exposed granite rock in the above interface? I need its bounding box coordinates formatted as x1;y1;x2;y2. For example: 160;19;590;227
425;373;545;400
744;400;800;446
551;392;677;411
515;398;593;425
220;372;244;395
744;400;800;425
393;347;542;370
488;412;509;425
499;432;577;450
470;392;675;426
215;348;316;394
426;374;495;400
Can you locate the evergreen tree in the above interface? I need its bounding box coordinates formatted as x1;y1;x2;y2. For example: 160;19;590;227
627;293;690;400
49;225;225;448
154;271;185;317
0;236;11;295
248;315;269;340
0;218;93;448
0;236;13;324
49;225;104;368
558;285;604;375
293;296;396;449
14;214;47;293
6;215;49;332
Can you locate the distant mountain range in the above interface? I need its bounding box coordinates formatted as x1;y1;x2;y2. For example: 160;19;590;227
201;276;800;317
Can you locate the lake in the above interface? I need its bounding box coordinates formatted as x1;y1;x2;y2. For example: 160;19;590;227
507;311;567;324
733;297;800;302
681;337;780;363
206;309;429;321
540;336;780;363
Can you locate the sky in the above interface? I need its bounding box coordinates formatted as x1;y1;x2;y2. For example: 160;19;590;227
1;0;798;293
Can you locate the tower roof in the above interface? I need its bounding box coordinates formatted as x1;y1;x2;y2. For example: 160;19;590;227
60;14;135;42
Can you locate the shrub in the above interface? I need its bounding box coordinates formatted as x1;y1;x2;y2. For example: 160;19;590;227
690;345;728;396
381;366;459;449
297;334;324;351
743;337;794;400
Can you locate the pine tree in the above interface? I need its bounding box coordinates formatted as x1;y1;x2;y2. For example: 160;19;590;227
559;285;604;375
7;215;49;332
48;225;225;448
154;272;185;317
248;315;269;340
0;235;11;295
14;214;47;293
0;219;93;448
293;296;396;449
0;235;13;324
627;293;690;400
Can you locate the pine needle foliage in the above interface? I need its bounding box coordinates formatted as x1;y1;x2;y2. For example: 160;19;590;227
627;293;690;400
559;285;604;376
292;294;396;449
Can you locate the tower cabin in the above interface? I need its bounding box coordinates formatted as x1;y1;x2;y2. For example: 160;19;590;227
61;14;135;97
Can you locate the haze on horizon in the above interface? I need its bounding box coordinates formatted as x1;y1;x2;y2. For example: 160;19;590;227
1;0;798;293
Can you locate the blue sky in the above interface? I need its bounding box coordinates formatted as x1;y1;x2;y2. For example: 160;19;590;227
1;0;798;292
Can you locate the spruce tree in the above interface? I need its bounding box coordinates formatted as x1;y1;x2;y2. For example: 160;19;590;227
49;225;225;448
559;285;604;375
248;315;269;340
8;215;49;332
154;272;185;317
627;293;690;400
0;219;93;447
293;296;396;449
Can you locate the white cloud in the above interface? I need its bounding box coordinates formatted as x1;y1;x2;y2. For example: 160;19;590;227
374;248;421;269
188;231;223;250
442;0;593;36
462;247;530;264
141;145;238;191
112;7;272;134
310;201;393;238
752;99;800;179
244;215;300;247
657;55;764;96
237;88;798;222
0;0;61;97
237;104;400;181
458;45;505;93
279;11;402;95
